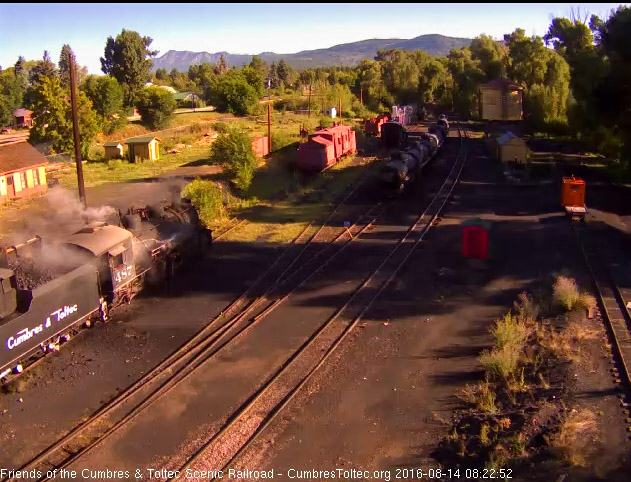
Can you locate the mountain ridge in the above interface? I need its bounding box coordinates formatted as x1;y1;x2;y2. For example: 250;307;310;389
151;34;471;72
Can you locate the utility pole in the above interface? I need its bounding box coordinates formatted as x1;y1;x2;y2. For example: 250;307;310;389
69;52;86;208
339;98;342;125
360;88;363;105
308;83;312;118
267;102;271;154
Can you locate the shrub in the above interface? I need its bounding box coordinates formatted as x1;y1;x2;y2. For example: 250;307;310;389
513;291;540;323
137;86;176;130
491;312;530;350
181;178;225;225
273;96;308;112
552;276;581;311
480;346;520;380
209;125;258;191
214;121;230;134
575;292;596;311
460;381;499;414
546;408;598;466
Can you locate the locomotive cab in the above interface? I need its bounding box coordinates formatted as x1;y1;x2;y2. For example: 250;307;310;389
63;223;138;305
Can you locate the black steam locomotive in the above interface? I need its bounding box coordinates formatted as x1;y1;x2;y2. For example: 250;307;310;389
0;198;212;381
378;119;448;196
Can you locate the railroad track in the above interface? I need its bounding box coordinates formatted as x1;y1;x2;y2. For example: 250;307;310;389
212;218;247;241
4;150;383;482
165;126;469;480
572;222;631;409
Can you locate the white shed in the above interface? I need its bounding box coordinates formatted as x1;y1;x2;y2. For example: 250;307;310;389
496;131;528;163
322;107;337;118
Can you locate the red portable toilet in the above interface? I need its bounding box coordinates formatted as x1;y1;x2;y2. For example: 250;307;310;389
462;218;492;260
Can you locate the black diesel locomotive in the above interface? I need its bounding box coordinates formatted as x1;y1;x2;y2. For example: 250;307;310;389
378;118;449;196
0;198;211;380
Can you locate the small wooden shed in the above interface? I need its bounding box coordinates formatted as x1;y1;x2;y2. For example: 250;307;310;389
13;108;34;128
125;136;161;162
496;131;528;163
103;141;124;160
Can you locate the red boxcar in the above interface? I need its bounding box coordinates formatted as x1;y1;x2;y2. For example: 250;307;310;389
296;136;335;173
364;114;390;136
296;125;356;173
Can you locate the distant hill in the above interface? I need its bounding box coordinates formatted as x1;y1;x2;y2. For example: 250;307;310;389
152;34;471;72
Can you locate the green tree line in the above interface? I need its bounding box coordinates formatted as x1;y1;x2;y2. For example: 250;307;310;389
1;7;630;163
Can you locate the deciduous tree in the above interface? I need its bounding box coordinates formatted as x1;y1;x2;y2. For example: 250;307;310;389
101;29;157;107
206;69;259;115
81;74;126;133
29;76;98;158
209;124;257;191
136;85;176;130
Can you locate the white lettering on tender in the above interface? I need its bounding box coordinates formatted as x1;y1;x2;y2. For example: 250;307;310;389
5;304;79;350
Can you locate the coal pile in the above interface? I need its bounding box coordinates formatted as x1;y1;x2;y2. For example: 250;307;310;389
8;257;57;290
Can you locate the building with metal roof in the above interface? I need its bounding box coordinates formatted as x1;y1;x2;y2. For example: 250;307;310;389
103;141;125;160
494;131;529;163
479;78;524;121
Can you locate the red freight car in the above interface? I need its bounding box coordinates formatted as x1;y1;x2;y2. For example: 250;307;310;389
251;136;269;158
364;113;390;137
296;125;357;173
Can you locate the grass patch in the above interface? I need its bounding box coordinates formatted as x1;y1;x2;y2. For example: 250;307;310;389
220;153;378;245
49;145;211;189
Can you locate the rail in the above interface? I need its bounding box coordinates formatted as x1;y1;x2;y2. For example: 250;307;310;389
167;126;469;479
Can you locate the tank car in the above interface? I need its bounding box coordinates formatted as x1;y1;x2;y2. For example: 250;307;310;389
437;114;450;131
377;118;448;196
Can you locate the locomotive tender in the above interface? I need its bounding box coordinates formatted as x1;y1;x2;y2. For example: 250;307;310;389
0;198;211;380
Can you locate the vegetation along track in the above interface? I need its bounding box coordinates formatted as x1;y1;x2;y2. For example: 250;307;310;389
165;127;469;480
572;222;631;434
4;147;384;482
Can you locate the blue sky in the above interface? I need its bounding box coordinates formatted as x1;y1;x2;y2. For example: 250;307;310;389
0;3;626;74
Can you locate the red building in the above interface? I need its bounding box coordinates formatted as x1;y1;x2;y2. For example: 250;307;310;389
0;141;48;203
